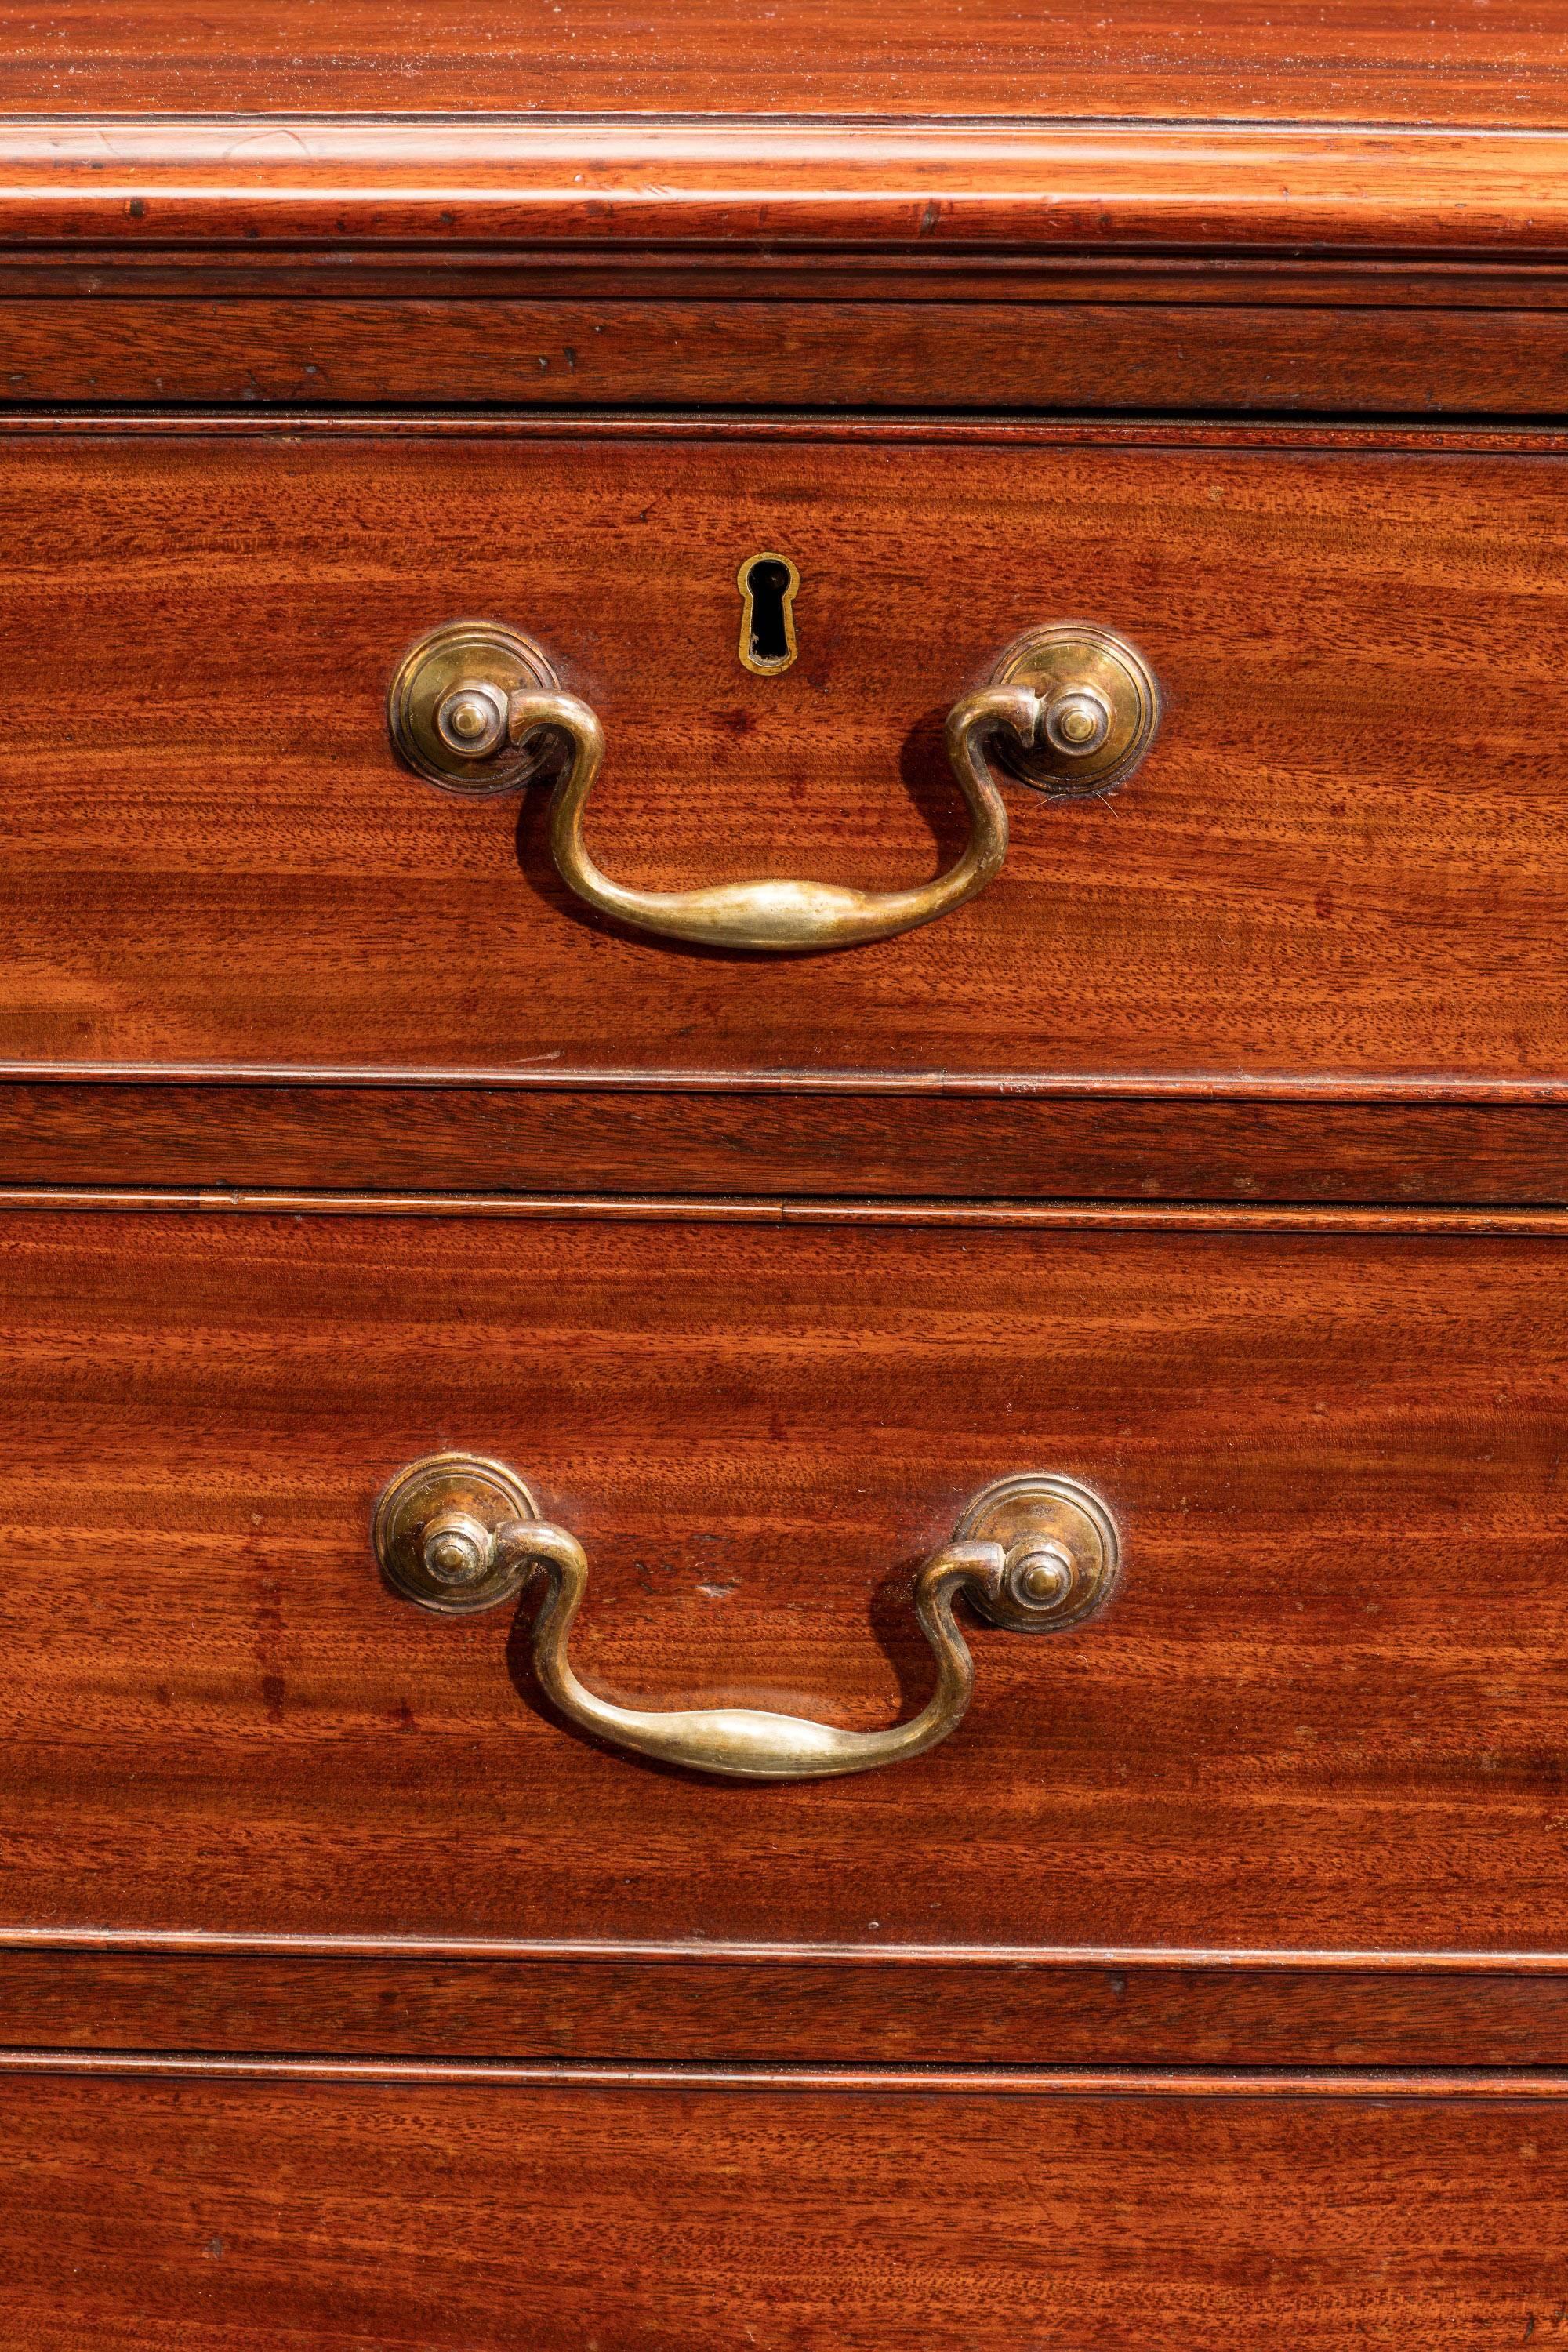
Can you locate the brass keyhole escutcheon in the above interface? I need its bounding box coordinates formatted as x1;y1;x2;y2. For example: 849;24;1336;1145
737;552;800;676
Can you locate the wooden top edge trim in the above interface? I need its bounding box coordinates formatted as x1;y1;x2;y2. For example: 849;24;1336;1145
10;113;1568;147
2;116;1567;256
3;2050;1566;2098
10;112;1568;135
2;1060;1567;1099
5;1190;1568;1233
4;1929;1566;1973
6;114;1568;158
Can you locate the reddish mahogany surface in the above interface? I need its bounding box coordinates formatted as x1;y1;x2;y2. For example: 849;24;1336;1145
3;2;1568;125
13;286;1568;416
5;1947;1568;2069
3;1207;1567;1959
3;2068;1565;2350
8;1079;1568;1202
4;119;1568;256
6;0;1566;2310
3;123;1567;411
5;426;1568;1084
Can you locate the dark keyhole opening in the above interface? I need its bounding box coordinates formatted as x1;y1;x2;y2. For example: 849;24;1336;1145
745;557;794;666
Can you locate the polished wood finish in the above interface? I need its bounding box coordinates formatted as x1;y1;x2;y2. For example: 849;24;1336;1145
9;249;1568;419
9;0;1567;2307
5;118;1568;255
3;1205;1567;1959
12;1187;1568;1232
3;2065;1564;2349
6;9;1568;128
5;1946;1568;2068
5;424;1568;1085
12;289;1568;416
5;118;1568;418
18;416;1561;452
11;1079;1568;1202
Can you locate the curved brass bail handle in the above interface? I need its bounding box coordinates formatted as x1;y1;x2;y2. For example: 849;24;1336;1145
372;1457;1122;1782
506;684;1039;954
387;619;1161;952
512;1521;1005;1779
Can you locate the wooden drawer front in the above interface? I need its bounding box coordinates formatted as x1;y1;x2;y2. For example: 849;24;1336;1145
13;1079;1568;1207
5;426;1568;1083
3;1206;1567;1961
3;2065;1563;2350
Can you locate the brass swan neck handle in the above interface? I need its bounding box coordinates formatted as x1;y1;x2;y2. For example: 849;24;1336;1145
372;1455;1120;1782
512;681;1029;954
387;619;1160;955
508;1519;1005;1779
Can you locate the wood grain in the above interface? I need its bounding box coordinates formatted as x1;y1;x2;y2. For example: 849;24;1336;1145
9;415;1564;452
17;255;1568;308
9;1080;1568;1201
15;294;1568;419
15;293;1568;416
5;6;1568;129
5;1947;1568;2067
14;2051;1568;2092
5;426;1568;1083
9;1187;1568;1232
8;2;1562;2305
2;2068;1565;2350
2;1208;1568;1958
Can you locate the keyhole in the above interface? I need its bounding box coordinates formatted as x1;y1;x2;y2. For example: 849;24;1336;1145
737;552;800;676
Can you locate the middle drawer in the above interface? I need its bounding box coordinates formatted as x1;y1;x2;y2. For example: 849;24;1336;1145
2;1203;1563;1961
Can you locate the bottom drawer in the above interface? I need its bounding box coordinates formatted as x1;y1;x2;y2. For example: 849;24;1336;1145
2;2061;1561;2350
3;1201;1567;1969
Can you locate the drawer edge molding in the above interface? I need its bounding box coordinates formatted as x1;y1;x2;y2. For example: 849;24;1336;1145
5;1946;1567;2068
3;1186;1568;1233
1;2049;1566;2100
7;1063;1568;1102
4;416;1568;456
3;1080;1567;1203
4;1929;1568;1971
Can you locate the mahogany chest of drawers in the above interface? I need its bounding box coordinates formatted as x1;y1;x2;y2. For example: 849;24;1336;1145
5;5;1568;2344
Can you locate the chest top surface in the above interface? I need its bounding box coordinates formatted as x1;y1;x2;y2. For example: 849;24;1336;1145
5;0;1568;123
0;2;1565;265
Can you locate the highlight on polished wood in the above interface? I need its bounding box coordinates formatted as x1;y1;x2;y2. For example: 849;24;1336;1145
9;114;1568;252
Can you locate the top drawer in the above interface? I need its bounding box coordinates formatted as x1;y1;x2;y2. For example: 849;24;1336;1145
5;421;1568;1083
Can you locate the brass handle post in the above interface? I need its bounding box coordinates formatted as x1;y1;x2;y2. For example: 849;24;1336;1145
373;1457;1120;1782
387;620;1160;955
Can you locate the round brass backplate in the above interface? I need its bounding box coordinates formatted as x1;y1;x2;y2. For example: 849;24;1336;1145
387;620;561;796
953;1472;1120;1633
372;1450;540;1614
987;622;1160;798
